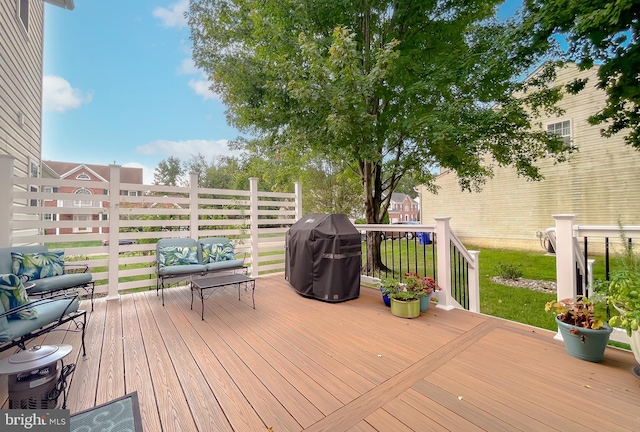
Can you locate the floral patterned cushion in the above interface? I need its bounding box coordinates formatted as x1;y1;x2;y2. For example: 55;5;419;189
202;242;235;263
11;250;65;281
0;274;37;320
157;246;199;268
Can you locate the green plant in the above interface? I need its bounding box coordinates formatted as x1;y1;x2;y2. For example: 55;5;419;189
404;272;441;295
493;262;524;280
605;231;640;336
545;296;607;330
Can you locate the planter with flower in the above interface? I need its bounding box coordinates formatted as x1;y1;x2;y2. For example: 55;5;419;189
404;272;441;311
545;295;612;362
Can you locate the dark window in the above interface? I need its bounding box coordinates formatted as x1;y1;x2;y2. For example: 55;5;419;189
19;0;29;32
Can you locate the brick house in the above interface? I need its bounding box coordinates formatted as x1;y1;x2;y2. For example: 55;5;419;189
387;192;419;223
42;161;143;235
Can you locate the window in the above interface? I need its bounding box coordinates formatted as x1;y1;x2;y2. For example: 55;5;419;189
547;120;571;146
126;190;138;197
73;215;90;233
17;0;29;33
76;173;90;180
74;188;93;207
44;214;56;222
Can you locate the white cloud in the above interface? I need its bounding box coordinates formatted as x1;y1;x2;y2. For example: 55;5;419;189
135;139;237;161
188;79;219;101
43;75;93;113
177;58;198;75
122;162;155;185
153;0;188;28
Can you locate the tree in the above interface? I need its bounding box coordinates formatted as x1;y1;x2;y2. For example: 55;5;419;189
188;1;570;270
184;153;211;187
523;0;640;148
153;156;185;186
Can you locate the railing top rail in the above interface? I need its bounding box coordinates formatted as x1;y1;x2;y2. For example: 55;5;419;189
573;225;640;238
355;224;436;232
449;231;477;269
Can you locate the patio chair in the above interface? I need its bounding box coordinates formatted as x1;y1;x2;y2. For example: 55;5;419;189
0;274;87;355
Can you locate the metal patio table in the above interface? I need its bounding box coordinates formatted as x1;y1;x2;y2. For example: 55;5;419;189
190;274;255;320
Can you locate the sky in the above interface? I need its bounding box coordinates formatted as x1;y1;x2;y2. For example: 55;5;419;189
42;0;522;184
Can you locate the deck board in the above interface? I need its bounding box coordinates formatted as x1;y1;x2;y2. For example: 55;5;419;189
0;275;638;432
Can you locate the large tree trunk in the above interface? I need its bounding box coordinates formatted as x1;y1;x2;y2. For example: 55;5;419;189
362;160;389;273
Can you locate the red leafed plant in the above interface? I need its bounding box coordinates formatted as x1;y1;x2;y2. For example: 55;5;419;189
545;296;607;331
404;272;441;296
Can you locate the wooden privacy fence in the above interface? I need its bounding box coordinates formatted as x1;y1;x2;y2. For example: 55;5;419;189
0;155;301;299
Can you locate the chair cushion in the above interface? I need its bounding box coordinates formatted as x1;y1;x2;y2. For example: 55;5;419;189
0;297;79;343
0;246;47;275
0;295;8;341
157;264;206;277
201;241;236;263
11;250;65;280
204;259;244;272
157;245;199;268
0;274;37;320
28;273;92;295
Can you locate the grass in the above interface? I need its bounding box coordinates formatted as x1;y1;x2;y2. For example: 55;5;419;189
465;244;558;331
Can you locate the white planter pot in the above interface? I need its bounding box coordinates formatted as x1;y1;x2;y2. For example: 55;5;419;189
631;330;640;365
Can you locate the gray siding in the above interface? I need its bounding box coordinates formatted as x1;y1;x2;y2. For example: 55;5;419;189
419;65;640;250
0;0;45;177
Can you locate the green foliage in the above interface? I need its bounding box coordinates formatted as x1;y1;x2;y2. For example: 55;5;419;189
154;156;185;186
493;262;524;280
523;0;640;148
605;231;640;336
545;296;608;330
188;0;571;230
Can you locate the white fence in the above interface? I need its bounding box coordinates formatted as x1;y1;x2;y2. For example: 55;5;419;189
0;155;301;299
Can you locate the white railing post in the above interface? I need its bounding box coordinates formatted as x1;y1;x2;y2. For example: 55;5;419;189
189;172;199;239
106;164;121;301
0;155;14;248
435;217;455;311
553;214;577;340
249;177;259;276
294;181;303;220
468;250;480;313
554;214;577;301
587;258;595;297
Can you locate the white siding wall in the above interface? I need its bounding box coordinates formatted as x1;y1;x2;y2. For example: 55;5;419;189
0;0;45;177
420;65;640;250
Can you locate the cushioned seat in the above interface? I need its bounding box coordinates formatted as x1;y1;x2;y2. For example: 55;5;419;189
205;260;244;272
28;273;92;294
158;264;207;276
0;297;79;343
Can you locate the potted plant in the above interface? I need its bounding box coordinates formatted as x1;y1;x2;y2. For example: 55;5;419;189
380;278;398;307
603;238;640;370
545;295;612;362
404;272;441;311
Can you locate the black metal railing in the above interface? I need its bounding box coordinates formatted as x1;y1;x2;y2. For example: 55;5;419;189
451;241;470;310
361;230;437;283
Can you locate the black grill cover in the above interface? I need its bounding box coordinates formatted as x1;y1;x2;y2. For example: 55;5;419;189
285;214;361;302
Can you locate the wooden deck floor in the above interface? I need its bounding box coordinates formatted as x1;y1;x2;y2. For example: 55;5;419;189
2;274;640;431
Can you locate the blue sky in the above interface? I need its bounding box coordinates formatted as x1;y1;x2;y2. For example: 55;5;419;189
43;0;522;184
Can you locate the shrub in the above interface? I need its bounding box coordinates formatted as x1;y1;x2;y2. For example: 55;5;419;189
493;262;524;280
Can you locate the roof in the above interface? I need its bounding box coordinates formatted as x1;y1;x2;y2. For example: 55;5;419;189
43;161;143;184
390;192;416;204
44;0;75;10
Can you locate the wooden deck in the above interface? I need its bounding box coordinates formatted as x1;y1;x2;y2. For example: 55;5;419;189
2;274;640;431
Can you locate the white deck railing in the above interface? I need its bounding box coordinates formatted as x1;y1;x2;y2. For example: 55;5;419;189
552;214;640;344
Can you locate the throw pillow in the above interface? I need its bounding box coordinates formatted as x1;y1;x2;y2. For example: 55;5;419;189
11;250;65;281
203;242;235;263
158;246;198;268
0;274;38;320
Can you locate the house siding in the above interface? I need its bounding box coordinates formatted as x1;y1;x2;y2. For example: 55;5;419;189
0;0;45;178
419;65;640;251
